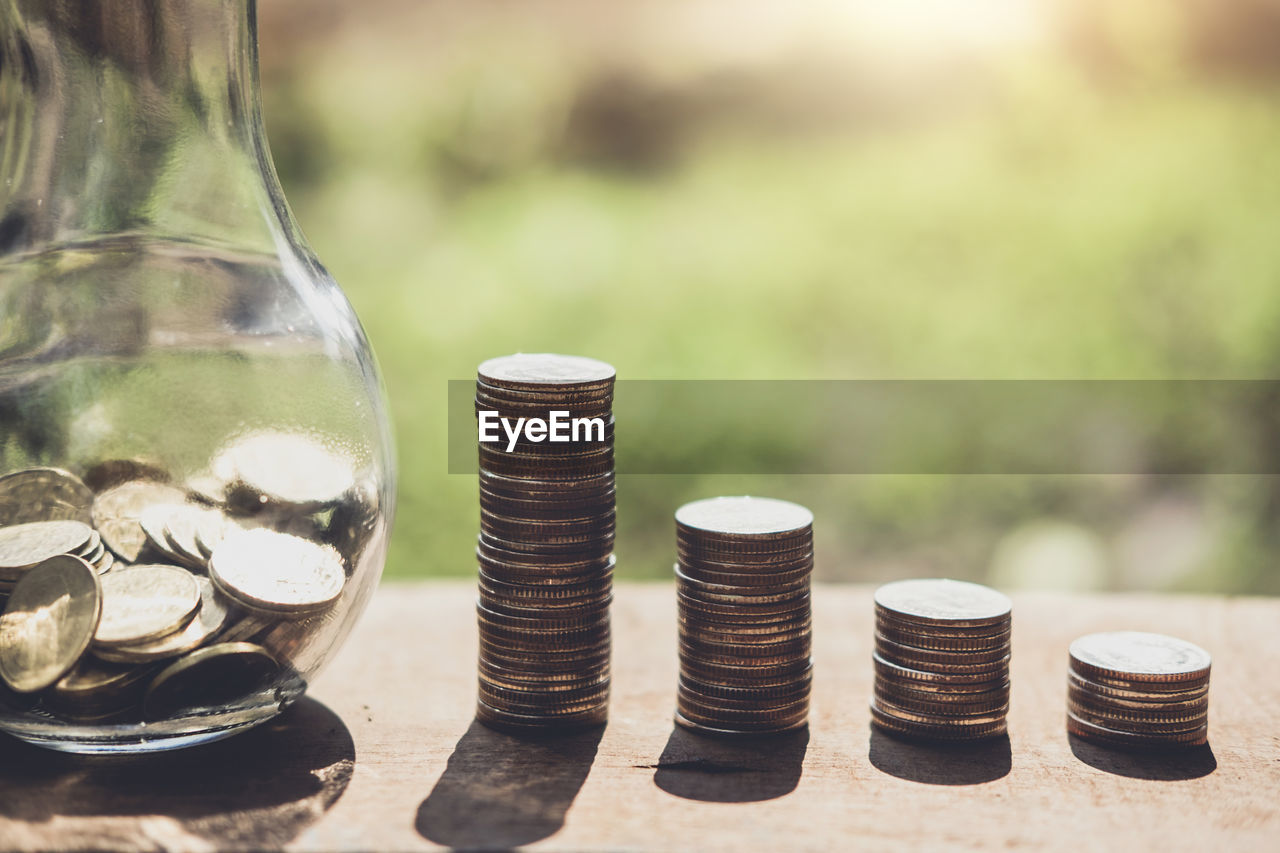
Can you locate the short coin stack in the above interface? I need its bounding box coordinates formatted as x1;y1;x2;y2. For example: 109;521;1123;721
473;353;616;732
674;496;814;736
1067;631;1210;749
872;578;1012;741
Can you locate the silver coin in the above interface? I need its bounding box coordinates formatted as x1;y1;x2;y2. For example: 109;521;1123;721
93;550;115;575
874;578;1011;626
0;555;102;693
675;496;813;538
93;577;231;663
138;503;191;564
0;468;94;526
1069;631;1210;683
209;527;345;614
185;473;228;507
0;520;96;573
75;530;103;559
161;504;221;569
477;353;616;388
214;431;356;509
92;480;188;562
193;509;238;558
94;564;202;647
50;658;152;700
142;641;280;721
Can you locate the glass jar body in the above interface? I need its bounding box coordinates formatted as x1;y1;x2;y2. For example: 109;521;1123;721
0;1;395;752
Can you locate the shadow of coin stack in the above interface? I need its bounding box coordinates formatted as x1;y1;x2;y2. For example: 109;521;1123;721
871;578;1012;742
473;353;616;732
1067;631;1210;749
674;496;814;736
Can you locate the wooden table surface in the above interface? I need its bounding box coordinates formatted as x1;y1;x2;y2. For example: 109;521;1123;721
1;581;1277;851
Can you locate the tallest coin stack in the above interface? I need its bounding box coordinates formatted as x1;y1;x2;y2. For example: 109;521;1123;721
473;353;616;732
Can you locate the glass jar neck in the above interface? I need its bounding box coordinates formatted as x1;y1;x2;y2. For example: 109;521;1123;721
0;0;296;257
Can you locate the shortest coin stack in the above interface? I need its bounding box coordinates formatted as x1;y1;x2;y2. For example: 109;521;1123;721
674;496;814;736
872;578;1012;742
1067;631;1210;749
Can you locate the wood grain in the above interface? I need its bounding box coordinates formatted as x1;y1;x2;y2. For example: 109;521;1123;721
1;582;1277;851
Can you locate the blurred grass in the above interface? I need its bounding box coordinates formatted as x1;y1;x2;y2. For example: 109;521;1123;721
258;2;1280;593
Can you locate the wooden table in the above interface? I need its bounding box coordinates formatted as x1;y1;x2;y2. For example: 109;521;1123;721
1;582;1277;851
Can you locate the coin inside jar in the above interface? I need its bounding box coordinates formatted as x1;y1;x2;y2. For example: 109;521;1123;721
0;468;95;526
210;528;345;615
0;520;96;574
142;641;280;720
0;555;103;693
94;565;202;647
92;577;231;664
214;431;356;510
92;480;188;562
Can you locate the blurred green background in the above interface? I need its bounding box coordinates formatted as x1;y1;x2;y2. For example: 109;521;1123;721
257;0;1280;593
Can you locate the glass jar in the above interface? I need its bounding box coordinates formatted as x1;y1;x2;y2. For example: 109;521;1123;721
0;1;395;752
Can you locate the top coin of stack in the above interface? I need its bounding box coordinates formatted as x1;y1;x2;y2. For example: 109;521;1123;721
473;353;616;732
674;496;814;736
1067;631;1211;749
871;578;1012;742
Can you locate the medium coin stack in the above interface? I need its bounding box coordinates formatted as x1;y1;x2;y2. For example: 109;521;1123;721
872;578;1012;741
0;440;367;724
473;353;616;732
674;496;814;736
1067;631;1210;749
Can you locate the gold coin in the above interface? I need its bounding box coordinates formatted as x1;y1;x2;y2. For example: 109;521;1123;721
142;641;279;720
0;520;96;574
93;577;231;664
92;480;188;562
210;528;345;614
0;554;102;693
94;564;201;647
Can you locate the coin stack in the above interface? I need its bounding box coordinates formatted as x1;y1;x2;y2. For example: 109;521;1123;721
872;578;1012;742
674;496;814;736
1067;631;1211;749
0;439;367;724
473;353;616;732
